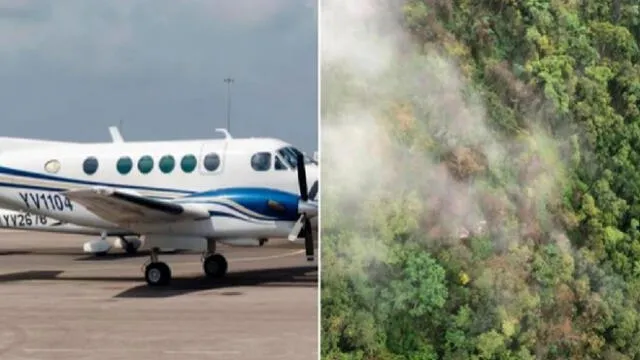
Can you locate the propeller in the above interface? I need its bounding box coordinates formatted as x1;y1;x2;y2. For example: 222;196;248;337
287;152;317;262
308;180;318;201
297;151;309;202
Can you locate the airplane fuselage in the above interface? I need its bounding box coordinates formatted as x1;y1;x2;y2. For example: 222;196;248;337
0;136;318;239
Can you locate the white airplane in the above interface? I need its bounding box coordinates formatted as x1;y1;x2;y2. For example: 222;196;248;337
0;128;319;286
0;128;271;255
0;128;276;256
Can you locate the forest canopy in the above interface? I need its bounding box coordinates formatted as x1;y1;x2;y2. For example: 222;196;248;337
321;0;640;359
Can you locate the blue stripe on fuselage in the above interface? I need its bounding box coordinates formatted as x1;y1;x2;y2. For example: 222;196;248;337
0;166;301;222
183;187;300;222
183;187;295;198
0;166;193;195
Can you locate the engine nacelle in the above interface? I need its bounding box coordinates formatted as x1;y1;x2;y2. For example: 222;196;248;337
83;238;112;255
219;238;268;247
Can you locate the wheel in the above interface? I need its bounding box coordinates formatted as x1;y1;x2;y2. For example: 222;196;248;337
145;262;171;286
203;254;228;278
94;251;108;257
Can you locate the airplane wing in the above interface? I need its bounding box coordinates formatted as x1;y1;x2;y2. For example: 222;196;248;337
63;187;210;225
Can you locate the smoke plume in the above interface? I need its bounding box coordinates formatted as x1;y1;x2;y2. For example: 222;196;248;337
321;0;571;270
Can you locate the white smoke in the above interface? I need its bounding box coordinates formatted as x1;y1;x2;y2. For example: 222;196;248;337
321;0;569;252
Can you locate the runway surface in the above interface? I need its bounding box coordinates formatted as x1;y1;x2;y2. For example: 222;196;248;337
0;231;318;360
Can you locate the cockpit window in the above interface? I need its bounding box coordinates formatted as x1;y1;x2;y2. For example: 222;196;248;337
276;146;316;169
251;152;272;171
277;147;298;168
275;156;288;170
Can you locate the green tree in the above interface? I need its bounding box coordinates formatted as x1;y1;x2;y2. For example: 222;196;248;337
321;0;640;358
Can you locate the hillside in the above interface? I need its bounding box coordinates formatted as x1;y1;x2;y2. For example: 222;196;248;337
321;0;640;359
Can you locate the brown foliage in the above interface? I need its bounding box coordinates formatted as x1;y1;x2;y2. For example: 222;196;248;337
443;146;488;181
484;61;540;117
478;192;509;225
394;102;415;131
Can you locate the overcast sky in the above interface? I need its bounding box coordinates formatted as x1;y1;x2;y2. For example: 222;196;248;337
0;0;317;152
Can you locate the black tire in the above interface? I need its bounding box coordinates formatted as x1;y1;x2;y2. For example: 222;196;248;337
203;254;228;278
145;262;171;286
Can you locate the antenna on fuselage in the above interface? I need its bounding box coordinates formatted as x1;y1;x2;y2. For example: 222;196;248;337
109;126;125;143
215;128;232;140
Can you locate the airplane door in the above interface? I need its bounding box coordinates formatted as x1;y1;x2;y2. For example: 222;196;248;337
198;141;227;175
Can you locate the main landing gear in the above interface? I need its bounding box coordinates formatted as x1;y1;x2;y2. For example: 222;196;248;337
202;238;228;279
144;247;171;287
142;239;229;287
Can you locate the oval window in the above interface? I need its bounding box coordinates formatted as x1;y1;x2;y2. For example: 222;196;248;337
203;153;220;172
251;152;271;171
159;155;175;174
137;155;154;174
181;154;197;173
83;157;99;175
117;156;133;175
44;160;61;174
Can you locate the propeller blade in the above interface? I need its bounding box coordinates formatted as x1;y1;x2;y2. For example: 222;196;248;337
288;215;305;241
304;217;314;261
297;152;308;202
308;180;319;201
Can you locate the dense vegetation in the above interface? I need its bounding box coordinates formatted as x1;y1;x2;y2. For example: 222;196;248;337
321;0;640;359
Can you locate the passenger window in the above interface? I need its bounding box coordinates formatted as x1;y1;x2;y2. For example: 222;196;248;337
251;152;271;171
275;157;288;170
159;155;175;174
181;154;197;173
138;155;154;174
83;157;99;175
203;153;221;172
117;156;133;175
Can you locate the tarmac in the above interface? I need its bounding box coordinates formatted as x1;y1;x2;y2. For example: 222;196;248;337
0;231;318;360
